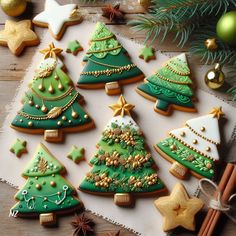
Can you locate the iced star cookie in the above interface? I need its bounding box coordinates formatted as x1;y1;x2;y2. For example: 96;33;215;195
155;107;224;180
11;43;94;143
33;0;83;40
79;95;166;206
139;45;156;62
10;143;83;226
155;183;204;232
66;40;83;56
77;22;145;96
10;139;27;158
67;145;85;164
0;20;39;56
136;53;196;116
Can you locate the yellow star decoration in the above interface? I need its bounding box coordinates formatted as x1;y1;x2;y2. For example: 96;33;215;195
154;183;204;232
40;42;63;59
70;9;79;19
209;106;224;119
109;95;135;117
0;20;39;56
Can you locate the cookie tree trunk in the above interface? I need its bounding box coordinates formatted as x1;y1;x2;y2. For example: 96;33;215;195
79;95;166;206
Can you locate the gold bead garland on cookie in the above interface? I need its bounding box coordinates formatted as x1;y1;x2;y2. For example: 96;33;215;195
165;62;190;76
169;133;214;160
186;123;219;145
80;57;136;77
17;92;81;120
155;71;190;85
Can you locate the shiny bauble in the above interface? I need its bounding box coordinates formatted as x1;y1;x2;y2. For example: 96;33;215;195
0;0;27;17
204;38;218;51
204;63;225;90
216;11;236;46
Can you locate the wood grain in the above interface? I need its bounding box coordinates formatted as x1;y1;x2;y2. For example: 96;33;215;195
0;1;235;236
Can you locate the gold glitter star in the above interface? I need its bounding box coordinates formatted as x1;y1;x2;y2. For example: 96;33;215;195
109;95;134;117
40;42;63;59
209;107;224;119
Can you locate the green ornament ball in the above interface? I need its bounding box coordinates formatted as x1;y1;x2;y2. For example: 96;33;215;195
216;11;236;46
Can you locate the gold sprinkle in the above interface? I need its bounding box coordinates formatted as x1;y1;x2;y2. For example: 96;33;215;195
62;116;67;121
84;114;88;119
57;121;62;126
206;147;211;152
193;139;198;144
201;126;206;132
28;121;33;127
180;131;185;137
35;184;41;190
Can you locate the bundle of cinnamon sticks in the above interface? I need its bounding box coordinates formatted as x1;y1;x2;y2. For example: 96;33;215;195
198;163;236;236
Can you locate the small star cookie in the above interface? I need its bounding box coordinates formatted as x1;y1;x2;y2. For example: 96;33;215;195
0;20;39;56
139;45;155;62
67;145;85;163
33;0;83;40
10;139;27;157
154;183;204;232
66;40;83;55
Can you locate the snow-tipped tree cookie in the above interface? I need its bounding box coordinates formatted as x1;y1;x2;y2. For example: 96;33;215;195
79;95;166;206
155;107;224;180
77;22;144;95
11;43;94;142
10;143;82;226
136;53;196;115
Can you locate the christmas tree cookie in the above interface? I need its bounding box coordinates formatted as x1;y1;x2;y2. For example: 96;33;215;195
10;143;82;226
136;53;196;115
155;107;224;180
79;95;166;206
77;22;144;95
11;43;94;142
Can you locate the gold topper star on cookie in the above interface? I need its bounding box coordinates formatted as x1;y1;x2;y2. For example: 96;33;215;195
209;107;224;119
154;183;204;232
109;95;135;117
0;20;39;56
40;42;63;59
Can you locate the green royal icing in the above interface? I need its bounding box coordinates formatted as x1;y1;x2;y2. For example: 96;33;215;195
77;22;143;85
80;122;165;193
11;58;92;130
156;137;214;179
11;144;80;215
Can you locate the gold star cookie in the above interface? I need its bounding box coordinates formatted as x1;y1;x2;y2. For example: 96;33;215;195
0;20;39;56
154;183;204;232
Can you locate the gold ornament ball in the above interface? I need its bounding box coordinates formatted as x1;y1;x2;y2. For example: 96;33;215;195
0;0;27;17
205;63;225;90
204;38;218;51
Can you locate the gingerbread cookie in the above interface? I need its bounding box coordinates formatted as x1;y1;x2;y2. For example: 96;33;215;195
155;183;204;232
136;53;196;115
139;45;156;62
10;143;83;226
10;139;27;158
79;95;166;206
77;22;145;95
155;107;224;180
0;20;39;56
11;43;94;143
33;0;83;40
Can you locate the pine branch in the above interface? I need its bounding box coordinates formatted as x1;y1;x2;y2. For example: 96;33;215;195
226;68;236;100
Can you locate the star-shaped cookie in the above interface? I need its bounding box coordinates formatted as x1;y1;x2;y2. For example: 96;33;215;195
67;145;85;163
0;20;39;56
66;40;83;55
139;45;155;62
154;183;204;232
10;139;27;157
33;0;83;40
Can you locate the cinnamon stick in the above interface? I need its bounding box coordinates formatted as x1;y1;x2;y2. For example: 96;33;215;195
198;163;234;236
206;165;236;236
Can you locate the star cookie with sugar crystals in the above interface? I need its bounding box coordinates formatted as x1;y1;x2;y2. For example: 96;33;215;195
155;183;204;232
10;139;27;157
67;145;85;164
0;20;39;56
33;0;83;40
139;45;156;62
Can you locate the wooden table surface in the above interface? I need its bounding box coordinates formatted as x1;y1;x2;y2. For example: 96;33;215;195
0;1;235;236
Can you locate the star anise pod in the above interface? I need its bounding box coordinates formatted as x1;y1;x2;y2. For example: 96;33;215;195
101;4;125;22
71;214;95;236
